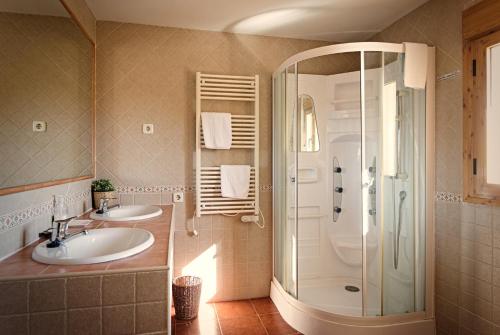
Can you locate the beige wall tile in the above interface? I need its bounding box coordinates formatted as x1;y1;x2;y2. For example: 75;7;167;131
30;311;66;335
67;307;101;335
135;302;167;334
102;305;135;335
67;276;102;308
29;279;66;312
0;314;28;335
136;270;167;303
0;281;27;315
134;193;161;205
102;273;135;305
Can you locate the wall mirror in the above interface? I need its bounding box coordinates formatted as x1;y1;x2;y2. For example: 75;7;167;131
0;0;95;195
298;94;320;152
463;0;500;205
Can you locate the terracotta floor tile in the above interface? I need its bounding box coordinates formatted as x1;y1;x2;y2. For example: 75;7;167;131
251;297;279;315
215;300;256;320
174;317;221;335
174;303;216;323
174;298;298;335
219;316;267;335
260;313;297;335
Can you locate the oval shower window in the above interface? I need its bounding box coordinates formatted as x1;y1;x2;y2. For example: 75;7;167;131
299;94;320;152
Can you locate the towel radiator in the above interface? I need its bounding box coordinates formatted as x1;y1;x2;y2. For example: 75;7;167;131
195;72;260;217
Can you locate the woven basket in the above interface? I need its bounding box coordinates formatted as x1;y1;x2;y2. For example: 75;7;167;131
172;276;202;320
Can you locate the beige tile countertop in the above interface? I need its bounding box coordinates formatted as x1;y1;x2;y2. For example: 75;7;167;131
0;205;173;280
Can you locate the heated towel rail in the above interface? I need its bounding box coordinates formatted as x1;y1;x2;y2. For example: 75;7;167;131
195;72;260;217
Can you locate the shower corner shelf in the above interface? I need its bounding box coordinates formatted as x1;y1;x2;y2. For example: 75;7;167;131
195;72;260;218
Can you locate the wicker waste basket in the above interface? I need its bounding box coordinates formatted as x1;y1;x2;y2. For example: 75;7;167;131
172;276;202;320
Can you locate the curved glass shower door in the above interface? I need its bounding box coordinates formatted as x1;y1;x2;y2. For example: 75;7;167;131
273;45;429;318
273;64;298;298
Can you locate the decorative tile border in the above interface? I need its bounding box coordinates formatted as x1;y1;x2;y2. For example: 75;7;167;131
116;185;196;193
0;190;91;233
435;191;462;203
116;185;273;193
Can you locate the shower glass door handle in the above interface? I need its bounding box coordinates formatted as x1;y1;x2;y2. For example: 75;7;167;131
393;190;407;269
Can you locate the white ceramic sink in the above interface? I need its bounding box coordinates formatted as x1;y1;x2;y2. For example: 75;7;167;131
90;205;162;221
32;228;154;265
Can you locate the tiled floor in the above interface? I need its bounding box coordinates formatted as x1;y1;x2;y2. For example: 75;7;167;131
173;298;301;335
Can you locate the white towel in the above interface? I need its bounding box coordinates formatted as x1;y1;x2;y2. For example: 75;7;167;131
403;42;428;89
201;112;232;149
220;165;251;199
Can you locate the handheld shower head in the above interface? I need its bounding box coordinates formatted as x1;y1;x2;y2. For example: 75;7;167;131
399;190;407;201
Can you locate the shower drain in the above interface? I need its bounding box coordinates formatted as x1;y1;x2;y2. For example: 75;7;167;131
345;285;360;292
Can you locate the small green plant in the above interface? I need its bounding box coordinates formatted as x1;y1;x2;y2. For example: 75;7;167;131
92;179;115;192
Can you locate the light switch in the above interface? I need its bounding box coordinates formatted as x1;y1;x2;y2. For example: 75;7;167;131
33;121;46;132
142;124;154;135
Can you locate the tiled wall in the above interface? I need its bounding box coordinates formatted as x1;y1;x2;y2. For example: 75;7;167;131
372;0;500;333
0;12;93;189
95;22;347;301
0;269;168;335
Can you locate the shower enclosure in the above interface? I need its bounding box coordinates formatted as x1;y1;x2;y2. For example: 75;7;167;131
272;43;435;334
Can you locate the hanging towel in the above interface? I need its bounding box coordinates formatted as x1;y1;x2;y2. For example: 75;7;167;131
403;42;428;89
220;165;251;199
201;112;232;149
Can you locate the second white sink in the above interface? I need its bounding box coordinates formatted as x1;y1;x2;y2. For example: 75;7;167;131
90;205;162;221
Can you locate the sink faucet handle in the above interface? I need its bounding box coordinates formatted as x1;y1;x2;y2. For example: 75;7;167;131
49;216;76;243
97;197;119;214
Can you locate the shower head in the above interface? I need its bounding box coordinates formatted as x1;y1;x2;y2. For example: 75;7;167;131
399;190;407;201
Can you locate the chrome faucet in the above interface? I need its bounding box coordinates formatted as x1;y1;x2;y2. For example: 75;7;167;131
47;216;88;248
96;197;119;214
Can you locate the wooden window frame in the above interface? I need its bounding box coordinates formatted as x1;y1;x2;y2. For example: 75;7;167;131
463;0;500;205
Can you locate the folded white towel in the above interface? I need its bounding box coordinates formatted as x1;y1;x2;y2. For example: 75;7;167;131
201;112;232;149
220;165;251;199
403;42;428;89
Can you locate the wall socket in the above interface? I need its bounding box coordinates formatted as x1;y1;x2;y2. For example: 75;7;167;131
173;192;184;203
142;124;154;134
33;121;46;132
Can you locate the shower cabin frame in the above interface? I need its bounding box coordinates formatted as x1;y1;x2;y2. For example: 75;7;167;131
271;42;435;334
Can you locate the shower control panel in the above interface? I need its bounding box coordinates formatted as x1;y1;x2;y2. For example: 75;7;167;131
332;157;342;223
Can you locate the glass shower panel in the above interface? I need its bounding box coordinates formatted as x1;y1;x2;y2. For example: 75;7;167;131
286;64;299;297
273;70;286;287
380;53;426;315
361;52;383;316
273;65;298;298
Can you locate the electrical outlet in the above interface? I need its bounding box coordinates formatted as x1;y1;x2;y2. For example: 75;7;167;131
33;121;46;132
173;192;184;203
142;124;154;135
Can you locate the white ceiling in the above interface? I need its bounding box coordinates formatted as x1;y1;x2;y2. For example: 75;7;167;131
85;0;429;42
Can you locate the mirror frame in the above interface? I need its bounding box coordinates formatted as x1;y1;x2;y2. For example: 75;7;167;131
0;0;96;196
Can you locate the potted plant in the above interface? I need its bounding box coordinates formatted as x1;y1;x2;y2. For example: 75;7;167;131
91;179;116;209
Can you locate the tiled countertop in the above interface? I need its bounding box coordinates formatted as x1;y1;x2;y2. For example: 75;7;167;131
0;205;173;279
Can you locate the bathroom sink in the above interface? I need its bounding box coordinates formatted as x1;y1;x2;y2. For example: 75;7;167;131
90;205;162;221
32;228;154;265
